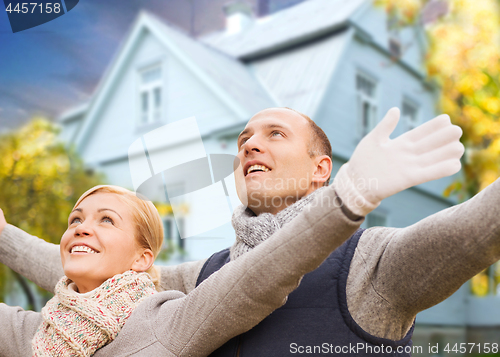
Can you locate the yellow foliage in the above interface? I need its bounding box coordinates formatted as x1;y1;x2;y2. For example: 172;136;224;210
0;118;105;241
471;271;489;297
0;119;105;302
377;0;500;288
380;0;500;196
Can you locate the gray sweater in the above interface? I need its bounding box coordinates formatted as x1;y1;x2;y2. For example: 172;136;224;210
0;185;362;357
2;178;500;351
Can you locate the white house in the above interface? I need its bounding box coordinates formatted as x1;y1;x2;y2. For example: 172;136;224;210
58;0;498;353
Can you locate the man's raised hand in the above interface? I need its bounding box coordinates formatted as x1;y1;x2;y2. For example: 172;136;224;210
334;107;464;216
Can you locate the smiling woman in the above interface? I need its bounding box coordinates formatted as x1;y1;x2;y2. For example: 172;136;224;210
60;185;162;293
0;182;363;356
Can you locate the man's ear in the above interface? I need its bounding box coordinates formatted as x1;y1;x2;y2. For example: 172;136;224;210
311;155;332;185
131;249;155;272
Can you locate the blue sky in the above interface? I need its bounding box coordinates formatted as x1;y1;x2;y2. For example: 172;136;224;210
0;0;195;130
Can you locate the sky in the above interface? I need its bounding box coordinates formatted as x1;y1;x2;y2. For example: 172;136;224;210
0;0;309;131
0;0;200;131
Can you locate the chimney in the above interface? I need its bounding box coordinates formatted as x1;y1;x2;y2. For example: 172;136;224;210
224;1;254;35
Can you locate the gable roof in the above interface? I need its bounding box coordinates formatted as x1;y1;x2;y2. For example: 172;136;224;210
73;11;275;151
201;0;368;59
250;27;353;116
147;13;276;118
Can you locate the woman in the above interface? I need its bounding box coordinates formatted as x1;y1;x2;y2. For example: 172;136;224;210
0;184;361;356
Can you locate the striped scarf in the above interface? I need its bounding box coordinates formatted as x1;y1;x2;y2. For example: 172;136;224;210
32;270;156;357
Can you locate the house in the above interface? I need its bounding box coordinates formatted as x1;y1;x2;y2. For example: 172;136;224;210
58;0;499;354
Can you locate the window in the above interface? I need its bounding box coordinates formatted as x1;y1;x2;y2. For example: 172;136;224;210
389;37;402;58
387;15;402;59
366;211;387;228
163;216;185;250
356;73;378;137
402;100;419;131
138;65;162;125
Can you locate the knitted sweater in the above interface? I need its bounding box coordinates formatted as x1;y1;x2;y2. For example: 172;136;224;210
0;184;362;357
3;178;500;345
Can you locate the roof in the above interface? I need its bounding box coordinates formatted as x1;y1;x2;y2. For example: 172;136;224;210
147;13;276;119
250;27;353;116
73;11;277;150
201;0;368;59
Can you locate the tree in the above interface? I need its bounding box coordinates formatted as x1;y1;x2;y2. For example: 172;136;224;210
376;0;500;199
0;118;104;309
376;0;500;296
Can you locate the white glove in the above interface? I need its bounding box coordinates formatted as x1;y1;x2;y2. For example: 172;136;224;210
334;107;464;216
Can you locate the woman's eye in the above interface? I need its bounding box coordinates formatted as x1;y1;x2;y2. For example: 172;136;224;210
70;217;82;225
102;216;114;224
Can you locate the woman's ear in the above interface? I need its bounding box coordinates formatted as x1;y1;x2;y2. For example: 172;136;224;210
131;249;155;272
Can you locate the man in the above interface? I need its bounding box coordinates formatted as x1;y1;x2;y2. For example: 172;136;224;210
1;107;498;356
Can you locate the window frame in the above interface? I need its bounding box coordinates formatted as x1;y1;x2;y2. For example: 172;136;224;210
137;63;163;126
356;71;378;138
402;98;420;131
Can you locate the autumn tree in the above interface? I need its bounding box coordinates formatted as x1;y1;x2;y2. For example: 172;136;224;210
0;118;104;309
376;0;500;199
376;0;500;296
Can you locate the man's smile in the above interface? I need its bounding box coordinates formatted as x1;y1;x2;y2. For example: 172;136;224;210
243;160;272;176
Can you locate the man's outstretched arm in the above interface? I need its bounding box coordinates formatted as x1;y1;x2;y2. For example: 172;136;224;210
348;177;500;341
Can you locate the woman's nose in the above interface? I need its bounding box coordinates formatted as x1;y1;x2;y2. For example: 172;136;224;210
74;222;92;236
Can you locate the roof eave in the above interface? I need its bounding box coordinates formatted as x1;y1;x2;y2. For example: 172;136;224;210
238;22;351;62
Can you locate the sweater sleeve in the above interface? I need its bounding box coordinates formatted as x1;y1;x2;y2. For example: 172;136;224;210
347;177;500;341
0;303;43;357
157;259;207;294
149;185;363;356
0;225;63;294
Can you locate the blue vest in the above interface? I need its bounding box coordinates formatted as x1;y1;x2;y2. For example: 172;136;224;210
196;228;415;356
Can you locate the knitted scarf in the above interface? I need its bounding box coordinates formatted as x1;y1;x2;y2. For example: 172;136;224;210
230;187;328;260
32;270;157;357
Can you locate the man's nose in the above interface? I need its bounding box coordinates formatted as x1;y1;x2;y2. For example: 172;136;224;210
243;135;263;155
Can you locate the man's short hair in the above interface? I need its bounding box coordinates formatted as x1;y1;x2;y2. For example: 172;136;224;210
283;107;333;186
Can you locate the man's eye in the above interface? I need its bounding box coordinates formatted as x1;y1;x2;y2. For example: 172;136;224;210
239;137;249;147
271;131;283;137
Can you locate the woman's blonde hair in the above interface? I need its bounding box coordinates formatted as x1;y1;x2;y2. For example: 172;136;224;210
73;185;164;290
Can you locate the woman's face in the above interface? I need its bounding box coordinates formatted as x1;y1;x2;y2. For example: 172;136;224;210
60;192;143;293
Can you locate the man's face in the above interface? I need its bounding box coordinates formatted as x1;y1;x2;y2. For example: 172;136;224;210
235;108;319;215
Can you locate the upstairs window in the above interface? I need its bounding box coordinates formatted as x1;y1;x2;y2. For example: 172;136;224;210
389;37;402;58
139;65;162;125
387;15;402;59
402;100;419;131
356;73;378;138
